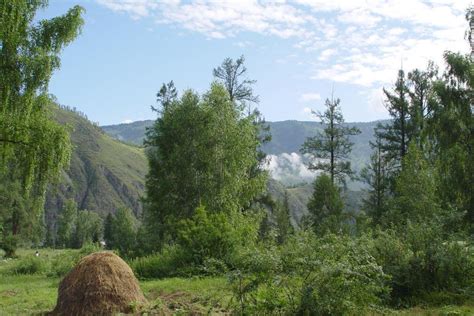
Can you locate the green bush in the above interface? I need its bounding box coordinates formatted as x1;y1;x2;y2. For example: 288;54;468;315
228;231;388;315
370;224;474;307
48;243;101;277
12;256;48;275
130;245;188;279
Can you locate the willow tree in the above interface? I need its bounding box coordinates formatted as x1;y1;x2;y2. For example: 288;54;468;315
0;0;84;254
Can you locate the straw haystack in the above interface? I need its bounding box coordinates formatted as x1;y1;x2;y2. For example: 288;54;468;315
51;252;147;315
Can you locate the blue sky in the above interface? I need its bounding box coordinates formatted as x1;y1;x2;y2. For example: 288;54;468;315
40;0;470;125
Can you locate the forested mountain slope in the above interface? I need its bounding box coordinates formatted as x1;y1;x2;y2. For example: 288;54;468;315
44;107;147;227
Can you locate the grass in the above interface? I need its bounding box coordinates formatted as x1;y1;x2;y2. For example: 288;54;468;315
1;249;473;315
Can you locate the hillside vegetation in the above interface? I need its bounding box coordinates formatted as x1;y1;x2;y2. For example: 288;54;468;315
45;106;147;224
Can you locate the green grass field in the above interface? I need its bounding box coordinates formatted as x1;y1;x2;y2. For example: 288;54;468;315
1;249;473;315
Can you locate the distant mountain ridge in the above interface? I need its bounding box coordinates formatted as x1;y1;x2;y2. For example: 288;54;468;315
102;119;387;155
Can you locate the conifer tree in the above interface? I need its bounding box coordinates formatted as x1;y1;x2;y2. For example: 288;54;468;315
375;70;411;175
301;97;360;185
360;134;391;226
306;174;346;235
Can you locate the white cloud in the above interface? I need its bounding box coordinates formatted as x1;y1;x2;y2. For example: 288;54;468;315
300;93;321;102
121;119;134;124
97;0;471;89
265;153;315;184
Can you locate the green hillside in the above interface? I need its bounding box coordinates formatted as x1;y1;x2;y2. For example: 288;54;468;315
45;106;148;225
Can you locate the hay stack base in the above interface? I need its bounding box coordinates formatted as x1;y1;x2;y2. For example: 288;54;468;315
52;251;147;315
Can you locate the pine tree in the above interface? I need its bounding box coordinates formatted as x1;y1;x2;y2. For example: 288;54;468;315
275;192;294;244
407;63;438;148
375;70;411;175
306;174;346;235
301;97;361;185
360;134;390;226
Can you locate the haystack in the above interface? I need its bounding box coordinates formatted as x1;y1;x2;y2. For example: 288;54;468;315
51;251;147;315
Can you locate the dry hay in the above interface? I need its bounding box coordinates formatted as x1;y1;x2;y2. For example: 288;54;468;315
51;251;147;315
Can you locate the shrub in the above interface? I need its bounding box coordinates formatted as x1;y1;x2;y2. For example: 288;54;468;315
370;224;474;306
48;243;102;277
228;231;388;315
12;256;48;275
130;245;188;279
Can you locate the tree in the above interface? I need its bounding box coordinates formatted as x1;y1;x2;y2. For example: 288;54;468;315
306;174;346;235
375;70;411;175
213;56;271;192
110;207;138;258
275;192;294;244
213;55;259;107
360;134;390;226
56;199;78;248
429;51;474;223
301;97;361;185
71;210;102;248
144;83;267;249
0;0;84;249
407;63;438;148
0;178;32;256
103;213;114;249
388;144;439;226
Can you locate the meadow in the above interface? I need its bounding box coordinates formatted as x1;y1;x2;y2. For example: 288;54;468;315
1;248;473;315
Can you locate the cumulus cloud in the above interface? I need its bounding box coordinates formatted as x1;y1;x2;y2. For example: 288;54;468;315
265;153;316;184
97;0;471;90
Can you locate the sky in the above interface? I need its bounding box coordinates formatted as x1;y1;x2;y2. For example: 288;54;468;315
39;0;471;125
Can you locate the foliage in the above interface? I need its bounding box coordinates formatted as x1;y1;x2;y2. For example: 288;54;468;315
385;144;440;226
375;70;411;177
301;97;361;185
129;245;188;279
56;199;78;248
305;174;347;236
360;133;391;226
370;225;474;307
0;178;33;256
228;231;388;315
0;1;84;250
177;205;237;266
104;207;138;258
213;55;259;106
71;211;102;248
144;82;266;248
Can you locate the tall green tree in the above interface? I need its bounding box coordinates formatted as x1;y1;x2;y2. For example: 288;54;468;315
144;83;267;249
375;70;411;175
71;210;102;248
429;51;474;223
0;0;84;250
275;192;294;244
388;144;439;227
407;63;438;148
110;207;138;258
213;56;271;186
56;199;78;248
301;97;361;185
360;134;390;226
306;174;346;236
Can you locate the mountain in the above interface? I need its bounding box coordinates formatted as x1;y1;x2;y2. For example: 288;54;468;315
101;118;381;222
102;119;386;187
44;106;148;227
102;120;385;159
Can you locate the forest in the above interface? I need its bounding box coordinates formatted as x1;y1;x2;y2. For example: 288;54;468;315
0;1;473;315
